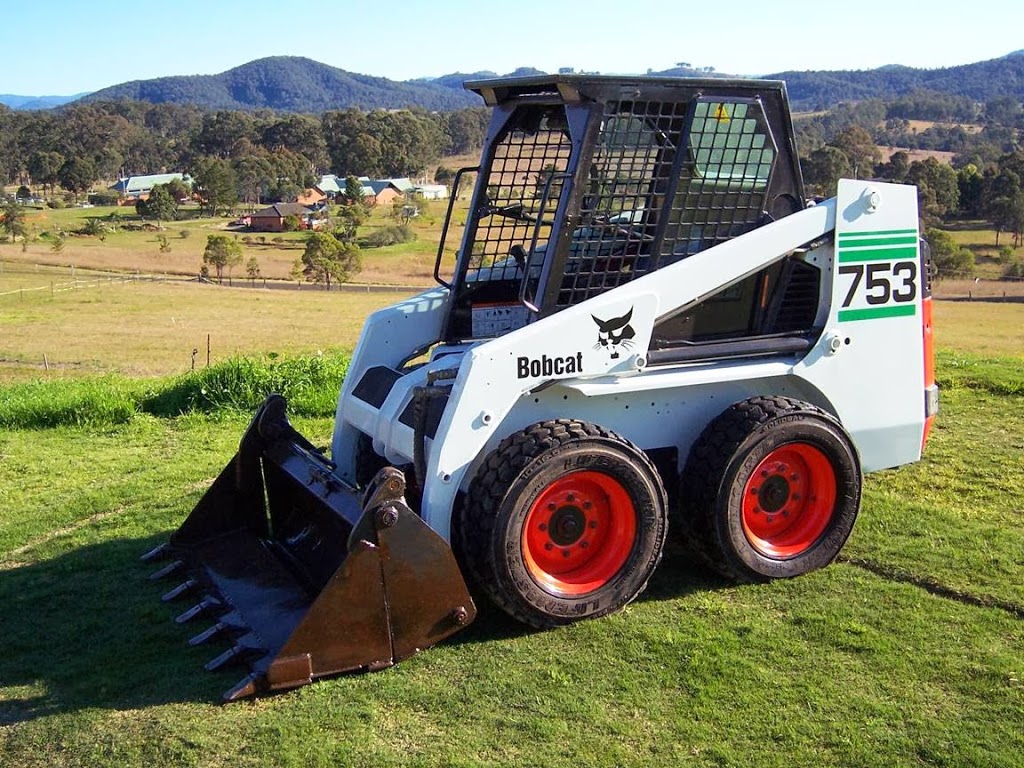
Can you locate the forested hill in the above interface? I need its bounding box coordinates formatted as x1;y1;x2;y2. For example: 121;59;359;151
69;52;1024;114
764;53;1024;110
79;57;484;112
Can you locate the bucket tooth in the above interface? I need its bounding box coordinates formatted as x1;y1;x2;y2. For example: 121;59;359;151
161;578;199;602
175;596;223;624
189;621;235;647
223;674;259;703
149;559;184;581
205;636;264;672
141;542;170;563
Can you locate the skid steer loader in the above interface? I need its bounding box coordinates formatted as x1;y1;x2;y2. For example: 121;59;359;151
145;74;937;700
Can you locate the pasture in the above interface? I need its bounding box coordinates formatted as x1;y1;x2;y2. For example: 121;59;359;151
0;233;1022;766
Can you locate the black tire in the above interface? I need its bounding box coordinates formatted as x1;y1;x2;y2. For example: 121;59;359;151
457;419;668;628
680;396;861;582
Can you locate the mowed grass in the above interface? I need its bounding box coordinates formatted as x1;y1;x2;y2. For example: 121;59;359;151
0;223;1022;765
2;198;462;285
0;387;1020;767
0;268;405;382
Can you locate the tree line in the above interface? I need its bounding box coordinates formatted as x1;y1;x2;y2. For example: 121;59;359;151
0;100;491;201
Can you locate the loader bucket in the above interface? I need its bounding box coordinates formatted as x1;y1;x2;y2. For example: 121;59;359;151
143;394;475;701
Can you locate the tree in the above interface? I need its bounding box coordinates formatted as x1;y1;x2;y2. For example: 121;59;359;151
136;183;179;224
28;150;64;197
191;157;239;216
246;256;261;282
165;177;190;203
906;157;960;220
925;228;975;278
335;174;369;242
829;127;882;179
57;156;98;198
301;231;362;290
801;146;851;197
1;201;27;241
202;234;243;282
15;185;32;202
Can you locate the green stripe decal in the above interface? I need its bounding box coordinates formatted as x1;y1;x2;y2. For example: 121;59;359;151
838;228;918;240
838;305;917;322
837;236;918;248
838;246;918;263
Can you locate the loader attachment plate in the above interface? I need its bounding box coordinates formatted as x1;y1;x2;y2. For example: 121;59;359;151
143;395;475;701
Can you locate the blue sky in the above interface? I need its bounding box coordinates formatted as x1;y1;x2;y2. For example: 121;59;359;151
1;0;1021;96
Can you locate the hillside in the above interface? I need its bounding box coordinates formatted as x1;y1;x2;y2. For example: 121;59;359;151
0;93;85;110
765;53;1024;110
80;56;483;112
49;51;1024;115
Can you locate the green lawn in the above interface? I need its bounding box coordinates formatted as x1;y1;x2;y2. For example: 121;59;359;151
0;385;1020;767
0;220;1022;765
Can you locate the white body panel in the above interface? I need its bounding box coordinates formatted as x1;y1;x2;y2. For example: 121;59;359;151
332;182;927;542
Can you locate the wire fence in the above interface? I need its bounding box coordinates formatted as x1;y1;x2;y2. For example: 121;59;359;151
0;271;171;300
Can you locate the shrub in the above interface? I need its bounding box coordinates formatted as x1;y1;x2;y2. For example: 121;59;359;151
363;224;416;248
88;190;121;206
1002;257;1024;281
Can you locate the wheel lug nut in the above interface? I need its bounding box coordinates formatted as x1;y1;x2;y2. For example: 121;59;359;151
580;541;589;549
539;523;547;531
562;549;571;558
566;494;575;502
588;520;598;529
548;503;556;510
583;501;592;510
544;543;553;551
750;487;759;495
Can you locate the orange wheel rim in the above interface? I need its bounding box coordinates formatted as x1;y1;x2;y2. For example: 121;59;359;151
741;443;837;558
522;471;636;596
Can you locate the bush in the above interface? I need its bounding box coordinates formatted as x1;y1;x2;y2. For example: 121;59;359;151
1002;257;1024;281
362;224;416;248
47;198;66;210
88;190;121;206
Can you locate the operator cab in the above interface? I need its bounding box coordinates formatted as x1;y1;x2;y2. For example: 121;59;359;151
434;75;818;362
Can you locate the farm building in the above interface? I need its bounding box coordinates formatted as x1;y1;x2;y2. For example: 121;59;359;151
315;175;419;206
248;202;323;232
414;184;449;200
296;187;328;206
110;172;191;202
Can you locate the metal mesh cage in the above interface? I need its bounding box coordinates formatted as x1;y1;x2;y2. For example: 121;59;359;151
463;109;571;284
553;97;776;309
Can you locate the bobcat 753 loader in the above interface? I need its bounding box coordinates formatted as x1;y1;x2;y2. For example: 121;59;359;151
145;74;937;700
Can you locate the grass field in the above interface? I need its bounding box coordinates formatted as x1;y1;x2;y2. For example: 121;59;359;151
1;216;1022;766
1;198;463;286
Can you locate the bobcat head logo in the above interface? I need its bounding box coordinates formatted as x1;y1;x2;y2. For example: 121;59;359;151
592;308;636;360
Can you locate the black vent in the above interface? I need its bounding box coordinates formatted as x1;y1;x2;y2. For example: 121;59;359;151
767;261;820;334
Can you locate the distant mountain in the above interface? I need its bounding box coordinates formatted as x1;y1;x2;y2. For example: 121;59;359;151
79;57;484;112
51;52;1024;116
0;93;86;110
764;55;1024;110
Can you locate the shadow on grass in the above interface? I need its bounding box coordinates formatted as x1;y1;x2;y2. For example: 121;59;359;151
0;536;724;723
0;533;240;724
446;538;728;650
